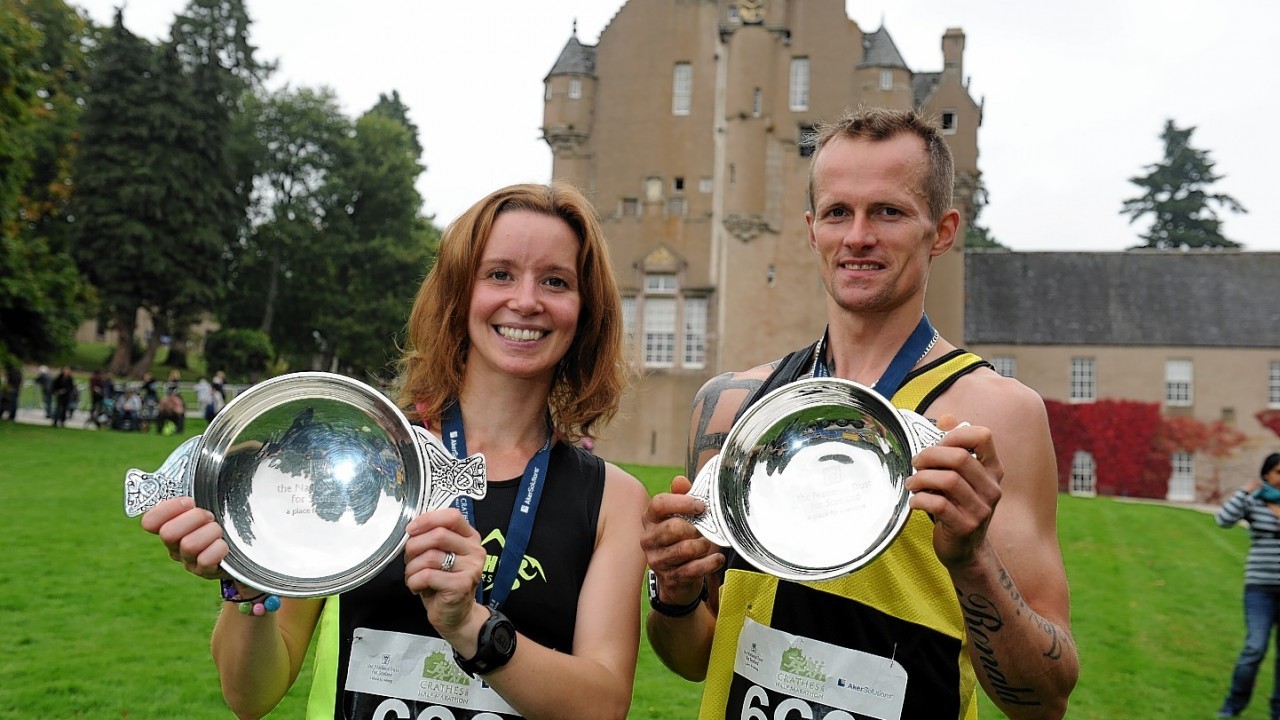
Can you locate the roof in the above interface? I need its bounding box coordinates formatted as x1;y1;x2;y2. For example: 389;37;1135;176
964;251;1280;348
858;27;909;70
912;72;940;107
545;34;596;78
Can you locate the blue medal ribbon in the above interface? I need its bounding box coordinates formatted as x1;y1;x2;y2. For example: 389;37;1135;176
813;314;936;400
441;401;551;610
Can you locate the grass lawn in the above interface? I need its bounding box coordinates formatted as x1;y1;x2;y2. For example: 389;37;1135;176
0;419;1264;719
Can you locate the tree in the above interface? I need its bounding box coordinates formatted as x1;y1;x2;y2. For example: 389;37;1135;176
318;108;438;378
71;11;227;377
1122;119;1246;250
221;85;356;349
0;0;92;365
958;172;1006;250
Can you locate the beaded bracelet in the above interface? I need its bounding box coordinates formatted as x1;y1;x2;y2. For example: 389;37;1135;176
221;579;281;616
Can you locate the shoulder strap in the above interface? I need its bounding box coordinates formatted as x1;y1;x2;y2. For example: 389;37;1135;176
732;341;820;424
893;350;992;413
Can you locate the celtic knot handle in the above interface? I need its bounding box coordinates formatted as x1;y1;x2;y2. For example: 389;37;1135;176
685;455;729;547
413;426;488;512
124;436;201;517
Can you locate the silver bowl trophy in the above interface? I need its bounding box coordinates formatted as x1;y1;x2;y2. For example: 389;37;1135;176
122;372;487;598
686;377;958;582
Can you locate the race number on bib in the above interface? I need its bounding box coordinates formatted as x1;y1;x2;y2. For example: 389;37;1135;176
344;627;520;719
727;619;908;720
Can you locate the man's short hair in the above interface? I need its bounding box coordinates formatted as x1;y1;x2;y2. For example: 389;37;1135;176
807;107;955;223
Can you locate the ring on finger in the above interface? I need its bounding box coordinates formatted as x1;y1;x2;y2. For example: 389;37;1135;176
440;551;457;573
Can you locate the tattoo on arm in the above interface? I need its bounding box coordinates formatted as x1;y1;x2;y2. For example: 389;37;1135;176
687;372;767;477
956;569;1073;708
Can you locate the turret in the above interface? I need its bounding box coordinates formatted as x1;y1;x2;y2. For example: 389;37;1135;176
542;24;597;158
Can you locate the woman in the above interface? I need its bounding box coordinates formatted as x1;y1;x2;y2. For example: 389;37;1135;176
1216;452;1280;719
141;183;649;720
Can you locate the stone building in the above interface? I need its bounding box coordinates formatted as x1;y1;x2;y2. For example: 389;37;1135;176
539;0;1280;503
542;0;982;467
966;250;1280;501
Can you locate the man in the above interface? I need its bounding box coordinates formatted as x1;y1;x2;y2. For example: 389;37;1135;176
641;107;1078;719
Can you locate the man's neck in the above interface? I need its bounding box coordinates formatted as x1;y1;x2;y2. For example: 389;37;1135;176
823;307;930;386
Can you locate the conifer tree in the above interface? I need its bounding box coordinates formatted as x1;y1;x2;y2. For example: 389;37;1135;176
1122;119;1246;249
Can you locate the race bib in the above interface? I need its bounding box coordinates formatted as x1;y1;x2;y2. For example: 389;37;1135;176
727;618;908;720
343;627;520;719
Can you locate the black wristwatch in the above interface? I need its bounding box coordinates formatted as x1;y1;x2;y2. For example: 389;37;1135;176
453;609;517;677
647;568;708;618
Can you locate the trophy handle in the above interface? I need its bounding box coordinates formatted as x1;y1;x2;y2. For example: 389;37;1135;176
897;410;971;456
123;436;202;517
684;455;730;547
412;425;488;512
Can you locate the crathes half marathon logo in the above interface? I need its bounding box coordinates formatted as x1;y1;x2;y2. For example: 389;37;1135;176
422;651;470;686
777;644;827;699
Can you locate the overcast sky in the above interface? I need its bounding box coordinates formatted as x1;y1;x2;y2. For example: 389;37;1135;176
74;0;1280;252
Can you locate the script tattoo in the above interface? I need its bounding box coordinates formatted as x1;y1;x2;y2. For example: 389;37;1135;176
999;568;1070;661
687;371;767;477
957;590;1041;707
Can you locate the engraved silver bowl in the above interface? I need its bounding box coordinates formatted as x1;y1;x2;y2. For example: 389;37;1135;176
687;377;952;581
123;372;486;597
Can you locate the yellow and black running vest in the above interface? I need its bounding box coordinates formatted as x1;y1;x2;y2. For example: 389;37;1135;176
698;345;991;720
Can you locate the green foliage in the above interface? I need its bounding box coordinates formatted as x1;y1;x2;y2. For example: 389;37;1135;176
0;0;92;365
222;87;437;379
69;3;265;379
0;428;1262;719
203;326;274;379
0;1;39;224
1122;119;1247;249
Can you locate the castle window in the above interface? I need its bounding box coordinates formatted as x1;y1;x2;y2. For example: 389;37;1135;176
991;356;1016;378
673;63;692;116
569;78;582;100
879;69;893;91
753;88;762;117
789;58;809;111
699;177;713;193
621;296;636;340
643;298;676;366
666;196;686;217
1165;359;1193;407
1070;357;1095;403
1270;361;1280;407
1167;452;1195;502
621;198;639;217
798;123;816;157
673;177;685;192
638;273;708;370
683;297;707;368
1070;451;1097;497
940;110;957;135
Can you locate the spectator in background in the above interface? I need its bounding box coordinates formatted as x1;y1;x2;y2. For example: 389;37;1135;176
204;382;224;422
194;377;212;415
36;365;52;419
1;365;22;421
118;387;142;431
1214;452;1280;720
211;370;226;402
165;369;182;397
140;371;159;404
90;370;107;422
50;366;75;428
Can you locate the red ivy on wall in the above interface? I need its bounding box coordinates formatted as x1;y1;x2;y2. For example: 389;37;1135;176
1257;410;1280;439
1045;399;1249;499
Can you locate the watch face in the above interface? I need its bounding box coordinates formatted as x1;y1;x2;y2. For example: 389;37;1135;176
492;622;516;656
